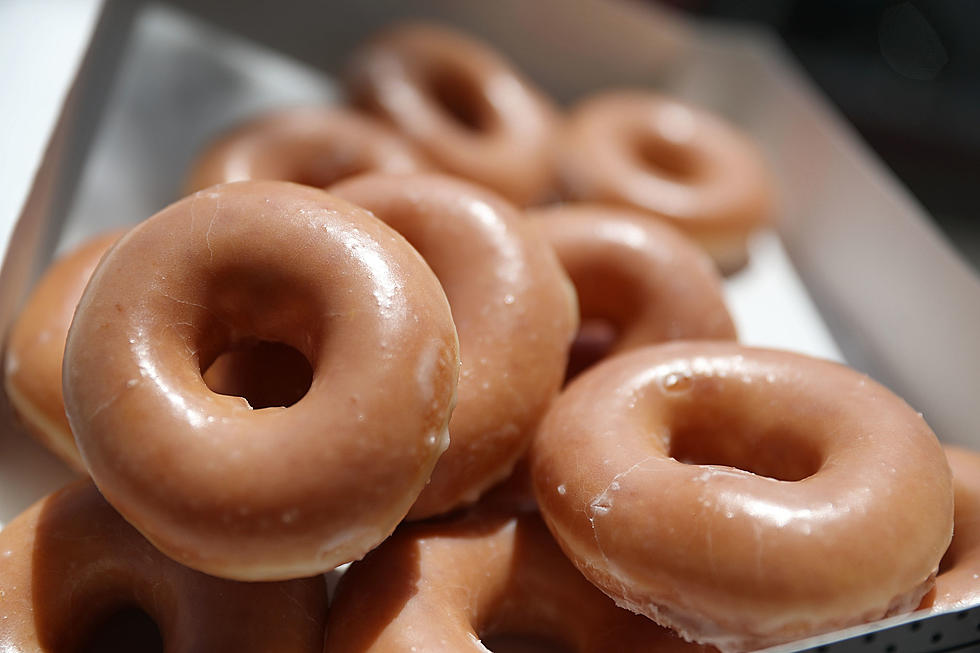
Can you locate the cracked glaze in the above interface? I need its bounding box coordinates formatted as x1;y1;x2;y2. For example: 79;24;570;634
0;480;326;651
62;180;460;581
331;173;576;519
530;342;953;652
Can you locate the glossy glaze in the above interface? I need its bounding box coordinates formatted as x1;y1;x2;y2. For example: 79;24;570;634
554;92;773;273
347;23;558;206
528;204;736;379
184;106;429;193
0;480;327;651
331;173;576;519
530;342;953;652
62;180;460;580
920;446;980;612
325;511;711;652
4;229;126;472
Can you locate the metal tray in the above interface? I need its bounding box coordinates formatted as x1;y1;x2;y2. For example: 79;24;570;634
1;1;978;651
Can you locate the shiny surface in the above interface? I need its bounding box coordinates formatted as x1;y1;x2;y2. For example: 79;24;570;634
0;480;327;651
4;229;125;472
331;173;576;519
920;446;980;612
62;180;460;580
184;106;428;193
529;204;736;379
530;342;953;652
554;92;773;272
325;511;711;653
347;23;558;206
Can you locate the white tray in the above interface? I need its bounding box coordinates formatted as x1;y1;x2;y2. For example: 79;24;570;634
1;2;978;651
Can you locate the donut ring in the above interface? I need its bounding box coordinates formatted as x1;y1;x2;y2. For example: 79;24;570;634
554;91;773;273
347;23;558;206
62;180;460;580
920;446;980;612
325;511;709;652
531;342;953;651
528;203;735;380
0;480;327;651
184;106;429;193
331;173;576;519
4;230;124;472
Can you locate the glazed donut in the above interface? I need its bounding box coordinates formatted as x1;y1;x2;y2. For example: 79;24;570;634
346;23;558;206
330;173;576;519
920;446;980;612
184;106;429;193
4;229;125;472
554;91;773;273
325;511;710;652
530;342;953;652
62;180;460;580
0;480;327;651
528;203;736;380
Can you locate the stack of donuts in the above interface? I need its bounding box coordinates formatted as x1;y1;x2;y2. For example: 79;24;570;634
2;21;977;653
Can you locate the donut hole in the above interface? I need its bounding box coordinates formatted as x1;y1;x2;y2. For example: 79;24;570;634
480;632;574;653
668;414;823;482
203;339;313;409
565;318;619;383
76;604;163;653
427;67;491;132
633;135;701;182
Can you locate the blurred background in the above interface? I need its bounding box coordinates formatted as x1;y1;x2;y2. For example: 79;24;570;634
664;0;980;269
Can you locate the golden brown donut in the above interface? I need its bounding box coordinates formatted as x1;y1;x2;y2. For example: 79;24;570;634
920;446;980;612
528;203;736;380
554;92;773;273
184;106;429;193
4;229;125;472
325;511;711;652
62;180;460;581
347;23;559;206
0;480;327;651
531;342;953;652
330;173;576;519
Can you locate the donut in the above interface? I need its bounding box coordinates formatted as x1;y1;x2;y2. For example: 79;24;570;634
330;173;576;519
4;229;125;472
554;91;773;273
325;511;711;652
0;480;327;651
527;203;735;380
920;446;980;611
62;180;460;580
530;342;953;652
346;23;558;206
184;106;429;193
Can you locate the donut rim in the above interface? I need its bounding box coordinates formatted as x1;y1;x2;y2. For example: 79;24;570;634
325;512;703;652
531;341;953;650
0;480;328;651
330;172;576;519
528;203;736;363
184;106;429;194
347;23;558;205
62;180;460;580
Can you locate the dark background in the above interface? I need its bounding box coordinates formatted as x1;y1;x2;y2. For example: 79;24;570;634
664;0;980;272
